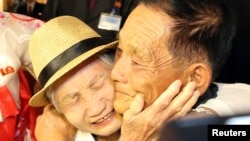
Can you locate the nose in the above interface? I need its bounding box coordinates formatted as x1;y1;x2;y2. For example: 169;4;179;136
86;92;105;117
111;57;127;83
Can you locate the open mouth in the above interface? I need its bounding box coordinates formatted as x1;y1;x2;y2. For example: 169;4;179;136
93;111;113;124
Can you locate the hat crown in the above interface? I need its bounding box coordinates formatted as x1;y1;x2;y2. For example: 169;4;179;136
29;16;100;81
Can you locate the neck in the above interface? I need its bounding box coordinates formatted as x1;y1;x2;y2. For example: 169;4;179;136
97;131;120;141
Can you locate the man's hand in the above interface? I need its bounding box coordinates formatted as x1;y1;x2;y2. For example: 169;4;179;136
120;80;200;141
35;104;77;141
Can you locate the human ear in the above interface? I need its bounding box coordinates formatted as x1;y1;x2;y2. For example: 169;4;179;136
186;63;212;94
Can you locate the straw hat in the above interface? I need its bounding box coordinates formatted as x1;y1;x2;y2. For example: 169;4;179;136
29;16;118;107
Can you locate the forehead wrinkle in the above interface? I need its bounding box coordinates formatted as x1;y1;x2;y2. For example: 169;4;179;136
129;19;171;56
119;4;173;63
130;25;166;59
60;80;86;98
132;21;165;46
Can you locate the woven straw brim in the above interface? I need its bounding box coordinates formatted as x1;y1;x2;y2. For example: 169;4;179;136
29;40;117;107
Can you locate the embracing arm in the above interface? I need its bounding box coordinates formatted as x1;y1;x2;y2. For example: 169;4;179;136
34;104;77;141
196;82;250;117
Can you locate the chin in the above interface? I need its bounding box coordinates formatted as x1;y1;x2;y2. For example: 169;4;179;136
94;122;121;136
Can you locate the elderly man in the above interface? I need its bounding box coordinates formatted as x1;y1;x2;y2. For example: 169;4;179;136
111;0;250;140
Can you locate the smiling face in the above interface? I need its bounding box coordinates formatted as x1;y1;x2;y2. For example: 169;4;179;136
51;56;121;136
111;4;186;114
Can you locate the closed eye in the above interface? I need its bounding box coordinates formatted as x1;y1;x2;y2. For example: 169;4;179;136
60;93;81;106
89;73;107;90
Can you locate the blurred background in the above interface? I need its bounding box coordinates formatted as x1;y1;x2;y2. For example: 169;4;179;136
0;0;47;12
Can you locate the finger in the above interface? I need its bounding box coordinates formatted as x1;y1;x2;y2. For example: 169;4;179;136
169;90;200;121
36;115;42;123
151;80;182;111
160;81;197;119
43;104;62;116
123;94;145;120
43;104;54;112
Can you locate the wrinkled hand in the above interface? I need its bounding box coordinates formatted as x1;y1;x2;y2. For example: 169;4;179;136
120;80;200;141
35;104;77;141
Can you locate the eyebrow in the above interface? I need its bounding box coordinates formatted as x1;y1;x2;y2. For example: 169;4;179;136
88;72;108;87
59;90;80;106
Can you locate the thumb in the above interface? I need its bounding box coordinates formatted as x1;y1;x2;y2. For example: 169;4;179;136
123;94;145;121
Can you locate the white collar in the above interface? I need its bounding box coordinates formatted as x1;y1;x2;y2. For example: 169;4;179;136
74;130;95;141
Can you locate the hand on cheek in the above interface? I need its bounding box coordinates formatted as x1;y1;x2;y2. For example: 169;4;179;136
120;80;200;141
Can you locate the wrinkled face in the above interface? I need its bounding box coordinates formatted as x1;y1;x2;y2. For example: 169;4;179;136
52;57;121;136
111;4;185;114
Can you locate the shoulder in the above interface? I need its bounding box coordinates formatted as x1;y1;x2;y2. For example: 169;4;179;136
197;82;250;116
216;82;250;95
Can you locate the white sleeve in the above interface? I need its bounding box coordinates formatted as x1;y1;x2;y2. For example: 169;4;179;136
196;83;250;116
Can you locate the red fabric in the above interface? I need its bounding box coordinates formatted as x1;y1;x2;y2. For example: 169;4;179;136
0;86;19;141
0;69;37;141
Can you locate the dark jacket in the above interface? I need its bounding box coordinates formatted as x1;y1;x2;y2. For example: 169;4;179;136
215;0;250;84
120;0;139;28
42;0;117;40
16;2;45;19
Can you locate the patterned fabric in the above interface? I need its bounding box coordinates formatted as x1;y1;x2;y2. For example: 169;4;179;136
0;12;44;141
0;69;37;141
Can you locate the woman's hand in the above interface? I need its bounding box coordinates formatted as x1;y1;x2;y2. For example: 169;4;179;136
35;104;77;141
